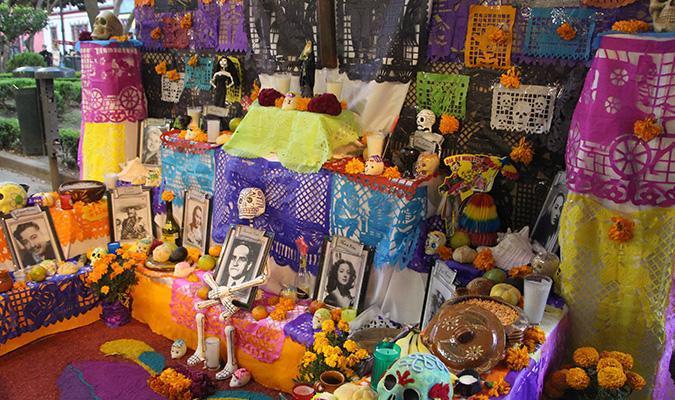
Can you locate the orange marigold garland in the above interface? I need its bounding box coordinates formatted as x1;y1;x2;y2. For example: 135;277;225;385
345;158;365;174
473;249;495;271
382;166;401;179
556;23;577;41
510;137;534;165
500;67;520;89
608;217;634;243
633;115;662;142
155;61;167;75
505;345;530;371
439;114;460;135
612;20;650;33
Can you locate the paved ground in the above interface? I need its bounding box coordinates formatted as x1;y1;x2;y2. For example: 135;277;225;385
0;167;53;193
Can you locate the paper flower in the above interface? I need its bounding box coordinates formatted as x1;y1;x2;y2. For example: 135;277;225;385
308;93;342;116
382;166;401;179
155;61;167;75
598;367;626;389
295;237;308;256
258;88;284;107
345;158;365;174
161;190;175;202
573;347;599;368
439;114;460;135
556;23;577;41
150;27;162;40
510;138;534;165
500;67;520;89
180;13;192;29
166;69;180;81
633;115;662;142
611;20;650;33
565;368;590;390
473;249;495;271
187;55;199;67
505;345;530;371
608;217;634;243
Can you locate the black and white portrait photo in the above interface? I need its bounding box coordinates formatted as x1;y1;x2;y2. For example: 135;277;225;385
420;260;457;329
139;118;170;166
531;172;568;253
214;225;272;308
182;191;211;253
2;207;64;270
315;237;370;311
109;188;153;244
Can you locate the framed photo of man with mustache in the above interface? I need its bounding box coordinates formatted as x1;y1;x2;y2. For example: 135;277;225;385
2;206;64;271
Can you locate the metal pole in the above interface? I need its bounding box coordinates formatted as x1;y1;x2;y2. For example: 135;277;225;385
59;0;67;57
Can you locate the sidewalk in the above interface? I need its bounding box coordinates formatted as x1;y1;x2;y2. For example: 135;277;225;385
0;151;79;187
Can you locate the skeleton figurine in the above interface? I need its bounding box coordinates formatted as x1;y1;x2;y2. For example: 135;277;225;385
211;57;240;108
425;231;447;256
299;40;315;98
92;11;124;40
188;268;270;380
651;0;675;32
416;109;436;132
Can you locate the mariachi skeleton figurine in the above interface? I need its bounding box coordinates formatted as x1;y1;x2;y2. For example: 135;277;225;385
211;57;240;108
299;40;315;98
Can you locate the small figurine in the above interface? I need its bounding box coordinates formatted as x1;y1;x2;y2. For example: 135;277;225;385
312;308;331;329
91;11;123;40
416;109;436;132
282;93;298;110
425;231;447;255
364;155;384;176
394;147;420;179
415;152;440;178
171;339;187;359
211;57;239;107
299;40;316;98
88;247;108;263
230;368;252;388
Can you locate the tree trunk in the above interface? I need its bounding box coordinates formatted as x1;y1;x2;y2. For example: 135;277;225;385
25;34;35;52
84;0;100;29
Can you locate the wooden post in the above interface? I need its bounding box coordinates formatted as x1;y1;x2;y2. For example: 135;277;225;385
317;0;337;68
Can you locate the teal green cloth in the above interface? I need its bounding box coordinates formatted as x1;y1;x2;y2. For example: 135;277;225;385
223;103;361;173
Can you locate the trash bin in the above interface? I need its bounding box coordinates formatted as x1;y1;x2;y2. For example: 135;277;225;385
12;66;46;156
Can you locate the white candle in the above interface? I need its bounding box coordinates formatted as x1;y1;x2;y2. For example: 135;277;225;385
207;119;221;142
205;336;220;369
326;80;343;100
367;131;386;158
187;107;202;128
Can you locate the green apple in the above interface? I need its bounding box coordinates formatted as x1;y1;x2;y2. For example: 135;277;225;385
483;268;507;284
197;255;216;271
229;117;242;131
450;231;471;249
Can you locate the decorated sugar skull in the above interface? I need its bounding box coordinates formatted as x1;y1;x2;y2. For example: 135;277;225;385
425;231;447;256
230;368;252;388
416;109;436;132
238;188;265;219
282;93;298;110
377;353;452;400
171;339;187;359
365;155;385;176
136;237;153;255
313;308;332;329
91;11;123;40
0;182;28;214
185;128;199;141
89;247;108;263
414;153;440;178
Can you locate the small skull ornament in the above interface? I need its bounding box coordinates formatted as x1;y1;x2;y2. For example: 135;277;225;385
91;11;123;40
171;339;187;359
230;368;252;388
282;93;298;110
416;109;436;132
89;247;108;263
238;188;265;219
135;237;153;255
376;353;452;400
414;152;440;178
365;155;385;176
313;308;331;329
425;231;447;256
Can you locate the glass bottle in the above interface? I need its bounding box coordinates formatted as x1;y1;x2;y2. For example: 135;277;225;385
162;200;181;246
295;255;311;299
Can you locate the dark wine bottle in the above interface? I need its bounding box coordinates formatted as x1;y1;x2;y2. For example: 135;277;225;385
162;200;181;246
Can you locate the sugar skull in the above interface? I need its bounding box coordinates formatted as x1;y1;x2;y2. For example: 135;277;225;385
238;188;265;219
425;231;447;255
313;308;331;329
282;93;298;110
376;353;452;400
416;110;436;132
415;153;440;178
230;368;252;388
89;247;108;263
365;155;385;176
0;182;28;214
171;339;187;359
91;11;123;40
135;237;153;255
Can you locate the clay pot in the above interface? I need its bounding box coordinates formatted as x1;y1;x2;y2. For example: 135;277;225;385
314;370;345;393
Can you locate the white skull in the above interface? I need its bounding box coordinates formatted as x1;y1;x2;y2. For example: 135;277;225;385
230;368;252;388
365;155;385;176
171;339;187;359
651;0;675;32
312;308;331;329
416;109;436;132
92;11;124;40
512;100;532;131
425;231;446;255
237;188;265;220
89;247;108;263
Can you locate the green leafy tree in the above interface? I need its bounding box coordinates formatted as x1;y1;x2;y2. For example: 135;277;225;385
0;4;48;70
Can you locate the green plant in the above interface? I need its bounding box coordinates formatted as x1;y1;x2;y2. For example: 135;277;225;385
6;52;46;72
0;117;20;151
0;77;81;111
59;128;79;168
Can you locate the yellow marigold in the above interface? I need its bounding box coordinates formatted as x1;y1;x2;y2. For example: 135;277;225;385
344;158;365;174
346;354;360;367
604;351;634;370
509;264;533;278
150;27;162;40
626;371;646;391
633;115;662;142
566;367;590;390
187;54;199;67
161;190;175;202
155;61;167;75
301;351;317;367
338;319;350;332
100;285;110;295
510;137;534;165
597;357;623;371
598;366;626;389
322;319;335;333
296;97;311;111
166;69;180;81
344;339;359;353
325;353;339;368
180;13;192;29
439;114;460;135
487;378;511;397
523;326;546;353
556;23;577;41
278;297;295;308
505;345;530;371
354;348;369;360
573;347;599;368
500;67;520;89
382;166;401;179
269;308;288;321
608;217;634;243
612;20;650;34
473;249;495;272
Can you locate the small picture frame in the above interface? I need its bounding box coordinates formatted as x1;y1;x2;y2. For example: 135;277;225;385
420;260;457;329
315;236;372;312
2;206;64;270
213;225;273;310
138;118;170;166
531;171;568;253
108;186;154;245
182;190;212;254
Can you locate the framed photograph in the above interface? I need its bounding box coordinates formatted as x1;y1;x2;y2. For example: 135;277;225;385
214;225;273;309
108;186;153;245
182;190;212;254
138;118;170;166
420;260;457;329
531;171;568;253
315;236;372;312
2;206;64;270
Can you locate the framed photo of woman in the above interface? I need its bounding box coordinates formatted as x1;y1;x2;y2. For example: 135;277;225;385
315;236;372;312
420;260;457;329
2;206;64;270
182;190;212;254
138;118;170;167
531;171;568;253
108;186;153;245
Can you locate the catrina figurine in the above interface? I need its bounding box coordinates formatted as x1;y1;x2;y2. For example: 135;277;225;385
211;56;240;107
299;40;315;98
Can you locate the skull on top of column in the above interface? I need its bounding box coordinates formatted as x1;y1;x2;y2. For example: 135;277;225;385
92;11;124;40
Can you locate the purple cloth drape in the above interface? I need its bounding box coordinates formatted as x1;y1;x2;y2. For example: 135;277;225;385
654;274;675;399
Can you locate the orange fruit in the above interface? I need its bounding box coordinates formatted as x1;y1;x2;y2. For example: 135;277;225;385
196;286;210;300
252;305;269;321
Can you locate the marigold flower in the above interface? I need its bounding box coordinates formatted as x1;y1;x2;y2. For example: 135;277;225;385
155;61;167;75
344;158;365;174
382;166;401;179
598;366;626;389
344;339;359;353
269;308;288;321
187;54;199;67
150;27;162;40
331;308;342;321
597;357;623;371
505;345;530;371
473;249;495;271
337;319;350;332
341;100;348;110
274;96;284;108
166;69;180;81
354;348;369;359
573;347;599;368
509;264;533;278
604;351;634;370
100;285;110;295
250;82;260;102
179;13;192;29
487;378;510;397
469;395;488;400
510;138;534;165
437;245;452;261
322;319;335;333
500;67;520;89
626;371;646;391
439;114;459;135
566;367;590;390
161;190;175;202
296;97;311;112
633;115;662;142
612;20;650;33
608;217;634;243
301;351;317;367
548;369;568;391
556;23;577;41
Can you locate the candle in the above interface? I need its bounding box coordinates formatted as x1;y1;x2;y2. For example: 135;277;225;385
107;242;121;254
187;107;202;129
277;74;291;94
205;336;220;369
207;118;221;142
366;131;386;158
326;80;343;100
